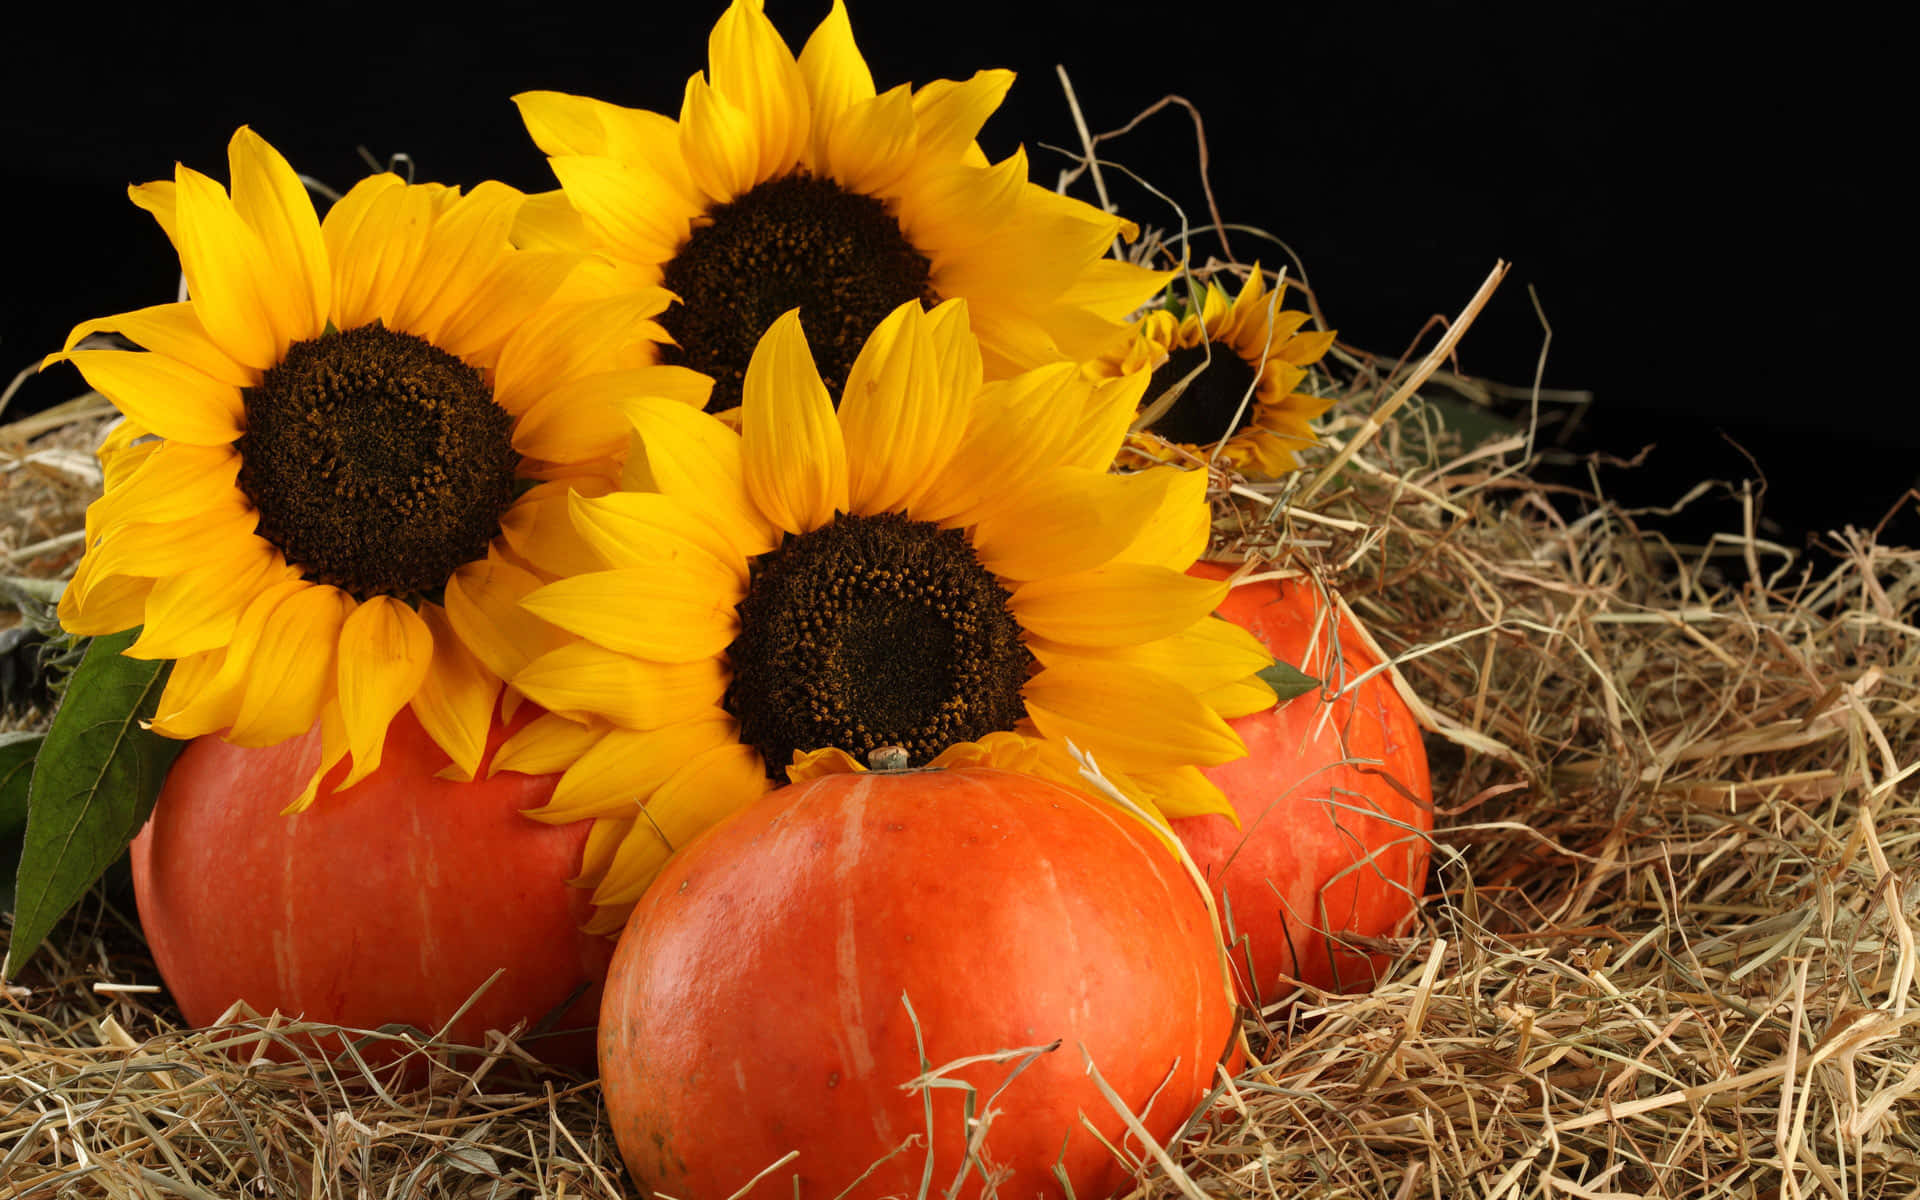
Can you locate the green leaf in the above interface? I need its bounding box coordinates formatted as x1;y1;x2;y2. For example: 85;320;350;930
0;732;37;839
0;731;40;915
1258;658;1322;704
3;629;182;977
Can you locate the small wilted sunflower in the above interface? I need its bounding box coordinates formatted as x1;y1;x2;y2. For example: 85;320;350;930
49;127;696;804
492;300;1279;933
1096;268;1338;479
513;0;1169;413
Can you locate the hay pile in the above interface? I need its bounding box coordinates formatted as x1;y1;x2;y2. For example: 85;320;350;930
4;247;1917;1200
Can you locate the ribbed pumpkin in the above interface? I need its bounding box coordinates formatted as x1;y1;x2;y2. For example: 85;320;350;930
1175;562;1432;1004
131;705;611;1068
599;765;1235;1200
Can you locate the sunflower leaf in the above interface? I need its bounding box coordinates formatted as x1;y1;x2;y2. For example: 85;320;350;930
0;732;40;914
3;629;181;977
1258;658;1321;704
0;732;36;832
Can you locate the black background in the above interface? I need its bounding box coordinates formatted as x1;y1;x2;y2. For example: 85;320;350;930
4;3;1905;557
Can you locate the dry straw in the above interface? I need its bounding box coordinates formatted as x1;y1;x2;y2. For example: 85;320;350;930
5;99;1918;1199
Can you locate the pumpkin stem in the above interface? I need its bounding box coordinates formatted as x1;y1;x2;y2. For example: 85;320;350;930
867;744;912;772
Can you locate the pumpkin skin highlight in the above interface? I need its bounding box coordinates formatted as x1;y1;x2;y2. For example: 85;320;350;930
131;705;612;1069
1175;562;1432;1005
599;766;1235;1200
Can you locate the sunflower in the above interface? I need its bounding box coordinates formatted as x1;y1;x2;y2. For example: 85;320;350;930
491;299;1280;933
512;0;1169;415
47;127;700;805
1095;267;1338;479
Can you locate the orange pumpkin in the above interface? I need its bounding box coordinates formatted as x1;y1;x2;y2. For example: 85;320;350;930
1174;562;1432;1005
599;765;1235;1200
131;705;612;1068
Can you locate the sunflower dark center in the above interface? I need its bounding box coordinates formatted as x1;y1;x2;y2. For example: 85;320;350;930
658;172;938;413
723;512;1033;780
235;324;518;600
1142;344;1262;446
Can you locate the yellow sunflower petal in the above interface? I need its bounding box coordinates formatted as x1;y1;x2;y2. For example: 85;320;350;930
797;0;874;111
961;298;1067;378
58;302;252;387
128;179;179;248
226;126;329;343
514;90;628;159
516;90;703;211
58;562;153;637
740;309;847;534
492;289;672;416
548;154;697;266
62;350;242;446
568;488;751;579
170;162;286;370
513;188;591;253
1109;466;1211;569
1010;564;1228;648
513;366;709;466
787;745;865;782
528;714;738;825
390;180;526;342
591;741;770;906
334;596;436;789
1226;266;1268;320
285;705;351;815
969;466;1190;582
93;419;157;495
497;478;615;581
148;580;309;739
224;585;353;747
1107;764;1235;822
912;363;1082;526
321;175;438;333
935;201;1118;310
453;255;625;385
679;71;760;205
925;295;985;405
83;505;258;588
1281;327;1338;367
1060;373;1150;471
126;539;284;661
576;817;637;905
442;555;571;684
1055;258;1179;323
1224;427;1315;479
492;711;609;779
84;441;241;534
707;0;810;181
618;397;777;557
797;0;876;150
149;648;223;735
1199;677;1282;720
318;172;403;329
909;69;1014;159
521;566;742;663
515;642;729;731
821;85;916;195
409;602;503;782
1029;614;1276;695
839;301;965;516
897;148;1028;257
1193;281;1233;334
926;731;1080;785
1023;659;1246;772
